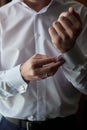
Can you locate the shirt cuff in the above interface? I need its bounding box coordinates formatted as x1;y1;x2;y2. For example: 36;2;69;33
62;44;86;70
5;65;28;93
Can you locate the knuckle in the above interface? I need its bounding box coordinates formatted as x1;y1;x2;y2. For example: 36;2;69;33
30;61;36;69
35;53;40;57
33;53;40;58
33;54;37;58
58;16;64;22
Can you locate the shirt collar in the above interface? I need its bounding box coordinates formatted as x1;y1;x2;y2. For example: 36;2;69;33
12;0;54;14
12;0;23;3
12;0;54;1
12;0;54;6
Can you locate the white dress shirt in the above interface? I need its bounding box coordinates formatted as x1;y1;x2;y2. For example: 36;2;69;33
0;0;87;121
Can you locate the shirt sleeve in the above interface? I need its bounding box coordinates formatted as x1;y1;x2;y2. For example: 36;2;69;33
60;2;87;95
0;18;28;99
62;44;87;95
0;65;28;99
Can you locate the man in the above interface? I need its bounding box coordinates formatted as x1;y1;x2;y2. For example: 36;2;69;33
0;0;87;130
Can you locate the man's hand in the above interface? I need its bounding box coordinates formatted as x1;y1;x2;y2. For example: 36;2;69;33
20;54;64;81
49;7;82;53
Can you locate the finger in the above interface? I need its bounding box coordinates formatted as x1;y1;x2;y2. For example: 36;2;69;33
48;26;62;45
64;10;82;31
68;7;82;30
66;13;79;26
40;59;65;77
32;54;50;59
69;7;74;14
36;63;59;79
58;16;75;38
69;7;82;23
34;56;58;67
53;21;69;41
33;59;65;79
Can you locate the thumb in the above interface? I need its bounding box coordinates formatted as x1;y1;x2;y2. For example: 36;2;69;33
68;7;75;14
68;7;82;24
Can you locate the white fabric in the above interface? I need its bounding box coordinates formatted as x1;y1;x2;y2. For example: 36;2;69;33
0;0;87;121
